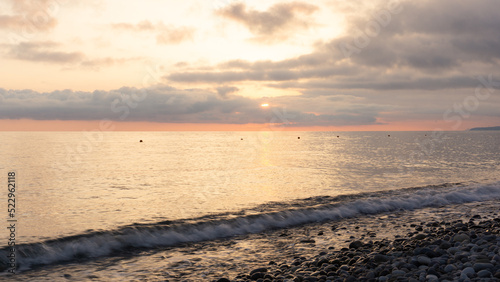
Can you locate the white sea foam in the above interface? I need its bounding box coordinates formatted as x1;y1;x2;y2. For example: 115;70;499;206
2;181;500;271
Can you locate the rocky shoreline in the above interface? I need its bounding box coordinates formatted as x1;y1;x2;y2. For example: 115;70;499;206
217;214;500;281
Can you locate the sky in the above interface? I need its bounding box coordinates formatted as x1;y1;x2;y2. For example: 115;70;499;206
1;0;499;131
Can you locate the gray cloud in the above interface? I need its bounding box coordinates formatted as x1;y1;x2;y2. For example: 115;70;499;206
5;41;142;68
217;2;318;42
166;0;500;94
8;41;84;63
216;85;239;99
332;0;500;69
112;20;195;45
0;86;381;127
162;0;500;127
269;75;483;91
3;0;499;128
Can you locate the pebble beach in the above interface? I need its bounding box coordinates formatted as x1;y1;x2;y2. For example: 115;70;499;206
213;200;500;282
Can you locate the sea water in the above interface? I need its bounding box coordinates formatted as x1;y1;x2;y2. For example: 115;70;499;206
0;131;499;280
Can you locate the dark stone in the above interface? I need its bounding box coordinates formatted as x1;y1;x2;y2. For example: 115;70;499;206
216;279;231;282
477;270;492;278
414;234;427;240
339;265;349;271
316;258;329;267
264;274;274;280
427;267;439;277
473;263;494;272
494;270;500;279
379;269;390;276
250;272;266;280
373;254;389;263
344;276;357;282
250;268;268;275
349;240;363;249
324;265;337;273
420;247;440;258
439;241;451;249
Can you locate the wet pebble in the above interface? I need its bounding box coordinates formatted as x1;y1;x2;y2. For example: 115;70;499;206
220;217;500;282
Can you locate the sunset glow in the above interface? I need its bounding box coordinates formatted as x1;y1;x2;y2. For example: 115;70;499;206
0;0;499;131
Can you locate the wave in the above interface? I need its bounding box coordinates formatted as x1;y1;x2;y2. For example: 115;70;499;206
1;181;500;272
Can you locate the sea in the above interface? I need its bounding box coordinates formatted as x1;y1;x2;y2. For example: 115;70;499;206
0;131;499;281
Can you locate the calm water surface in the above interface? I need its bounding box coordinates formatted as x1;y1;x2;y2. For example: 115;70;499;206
0;131;498;243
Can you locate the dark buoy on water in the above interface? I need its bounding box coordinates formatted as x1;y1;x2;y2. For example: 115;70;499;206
241;138;243;140
298;137;300;139
139;140;143;143
337;136;340;138
388;135;391;137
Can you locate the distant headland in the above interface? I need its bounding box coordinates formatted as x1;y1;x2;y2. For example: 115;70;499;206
469;126;500;131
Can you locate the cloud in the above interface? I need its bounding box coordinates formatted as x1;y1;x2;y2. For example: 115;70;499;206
112;20;195;45
3;0;499;129
269;75;483;91
216;85;239;99
7;41;84;63
158;0;500;127
217;2;318;42
165;0;500;94
156;26;195;44
111;20;155;31
79;57;143;69
5;41;142;69
0;0;59;33
0;86;382;127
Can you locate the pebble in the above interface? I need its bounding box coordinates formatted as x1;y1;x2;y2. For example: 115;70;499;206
414;234;426;240
250;267;268;275
477;269;492;278
461;266;475;277
426;274;438;281
220;217;500;282
444;264;457;273
473;262;493;271
373;254;389;263
348;240;363;249
250;272;265;280
392;269;406;276
454;234;470;242
417;255;431;265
